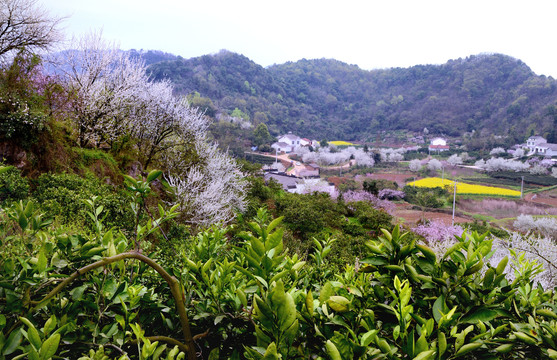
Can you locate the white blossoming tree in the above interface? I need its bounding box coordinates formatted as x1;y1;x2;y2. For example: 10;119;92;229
60;33;149;147
59;33;246;226
409;159;422;172
447;154;462;167
427;158;442;171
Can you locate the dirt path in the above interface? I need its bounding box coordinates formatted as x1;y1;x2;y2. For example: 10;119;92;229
523;192;557;207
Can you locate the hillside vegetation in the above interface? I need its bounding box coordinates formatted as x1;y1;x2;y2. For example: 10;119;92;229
148;51;557;141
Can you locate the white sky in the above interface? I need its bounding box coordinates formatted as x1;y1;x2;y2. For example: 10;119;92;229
44;0;557;77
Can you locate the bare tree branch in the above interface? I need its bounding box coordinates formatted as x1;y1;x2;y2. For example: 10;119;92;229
0;0;63;61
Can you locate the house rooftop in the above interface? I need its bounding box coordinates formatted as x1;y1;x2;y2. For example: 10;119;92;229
540;143;557;150
264;173;300;190
280;134;300;140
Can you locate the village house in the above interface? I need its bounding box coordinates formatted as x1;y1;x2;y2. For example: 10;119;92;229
527;136;557;157
535;143;557;157
263;172;298;191
277;133;301;146
300;138;312;147
271;133;303;153
428;137;449;152
271;142;293;153
527;136;547;151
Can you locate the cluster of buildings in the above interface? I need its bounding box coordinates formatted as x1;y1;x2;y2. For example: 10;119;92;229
264;132;326;192
526;136;557;157
427;135;557;158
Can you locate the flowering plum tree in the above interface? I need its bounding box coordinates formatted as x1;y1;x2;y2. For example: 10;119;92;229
513;148;525;158
58;33;246;226
427;158;442;171
489;147;506;155
342;190;395;213
60;33;149;147
412;220;463;244
165;142;246;226
408;159;422;172
475;157;530;172
446;154;462;167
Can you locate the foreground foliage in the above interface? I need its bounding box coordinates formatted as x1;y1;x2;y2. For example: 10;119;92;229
1;170;557;359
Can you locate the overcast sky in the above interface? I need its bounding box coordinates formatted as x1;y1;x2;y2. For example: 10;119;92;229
45;0;557;77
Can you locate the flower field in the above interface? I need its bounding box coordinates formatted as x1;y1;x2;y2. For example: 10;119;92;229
329;140;356;146
407;177;521;197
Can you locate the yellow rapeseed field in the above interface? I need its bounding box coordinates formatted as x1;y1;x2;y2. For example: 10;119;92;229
329;140;356;146
407;177;521;197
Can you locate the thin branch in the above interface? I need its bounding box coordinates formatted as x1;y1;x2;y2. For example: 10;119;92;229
31;251;198;359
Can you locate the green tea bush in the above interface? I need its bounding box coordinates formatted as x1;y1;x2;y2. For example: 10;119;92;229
0;166;30;203
346;201;393;232
32;173;132;230
274;191;345;236
403;185;448;208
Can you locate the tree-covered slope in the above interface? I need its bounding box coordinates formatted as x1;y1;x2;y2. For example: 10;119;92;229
147;51;557;141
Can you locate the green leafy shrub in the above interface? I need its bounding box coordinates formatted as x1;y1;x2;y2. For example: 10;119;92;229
403;185;448;208
4;174;557;359
274;191;345;236
346;201;393;233
0;166;30;203
32;173;132;230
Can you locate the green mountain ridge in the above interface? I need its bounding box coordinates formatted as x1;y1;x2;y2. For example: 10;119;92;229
146;50;557;142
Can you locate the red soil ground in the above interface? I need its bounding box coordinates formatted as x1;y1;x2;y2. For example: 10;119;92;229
393;203;472;227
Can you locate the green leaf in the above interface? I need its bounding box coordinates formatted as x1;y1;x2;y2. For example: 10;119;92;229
438;332;447;356
360;256;389;266
483;268;495;287
415;332;428;356
496;256;508;275
122;174;138;187
270;281;297;332
416;244;436;262
70;285;87;301
28;348;40;360
413;350;435;360
3;329;22;355
18;211;28;231
305;290;314;317
325;340;342;360
261;342;280;360
266;216;283;235
461;307;500;323
37;249;47;273
432;295;447;323
495;344;513;353
361;330;378;347
327;296;351;313
319;282;335;304
39;333;60;360
146;170;163;182
20;317;41;351
455;342;482;357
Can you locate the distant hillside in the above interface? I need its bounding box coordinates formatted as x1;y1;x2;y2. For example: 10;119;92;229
147;50;557;141
127;49;178;66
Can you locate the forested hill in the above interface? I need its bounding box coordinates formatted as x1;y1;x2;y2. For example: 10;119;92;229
146;50;557;141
